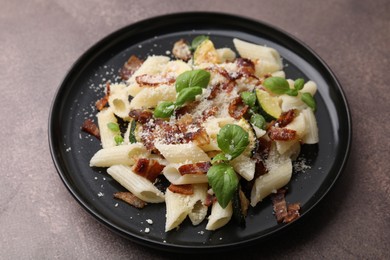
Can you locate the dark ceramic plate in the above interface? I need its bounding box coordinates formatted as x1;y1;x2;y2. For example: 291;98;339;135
49;12;351;253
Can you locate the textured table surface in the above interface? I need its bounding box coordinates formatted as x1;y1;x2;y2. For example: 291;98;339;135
1;0;389;259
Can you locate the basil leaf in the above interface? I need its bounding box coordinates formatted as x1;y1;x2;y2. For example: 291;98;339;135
301;92;316;111
129;120;137;144
250;114;266;130
217;124;249;160
211;153;229;164
207;163;238;208
294;78;305;90
241;91;256;107
286;88;298;96
107;122;120;132
263;77;290;95
191;35;209;51
175;70;210;92
154;101;175;118
175;86;203;106
114;135;123;145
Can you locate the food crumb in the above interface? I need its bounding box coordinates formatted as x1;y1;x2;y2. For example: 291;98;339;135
97;192;104;197
114;203;118;207
144;227;150;233
146;219;153;225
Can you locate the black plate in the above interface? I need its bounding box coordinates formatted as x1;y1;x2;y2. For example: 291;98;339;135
49;12;351;253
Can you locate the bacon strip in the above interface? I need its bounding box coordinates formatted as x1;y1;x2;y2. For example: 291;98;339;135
128;109;153;124
271;188;301;223
268;126;296;141
168;184;194;195
178;162;211;175
276;109;296;128
271;189;288;223
228;96;249;119
95;82;111;111
235;58;255;78
113;192;146;209
285;203;301;223
81;119;100;139
135;74;175;86
120;55;143;80
132;158;165;182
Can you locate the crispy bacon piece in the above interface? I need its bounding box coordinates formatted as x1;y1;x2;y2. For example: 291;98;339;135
221;80;235;93
128;109;153;124
141;116;210;152
178;162;211;175
95;82;111;111
235;58;255;77
276;109;296;128
120;55;143;80
207;84;221;100
285;203;301;223
168;184;194;195
205;66;231;81
271;188;301;223
132;158;165;182
114;192;146;209
271;189;288;223
135;74;175;87
202;106;219;119
228;96;249;119
268;126;296;141
172;39;192;61
184;128;210;146
81;119;100;139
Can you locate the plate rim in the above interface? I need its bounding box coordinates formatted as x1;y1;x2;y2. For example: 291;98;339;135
48;11;352;253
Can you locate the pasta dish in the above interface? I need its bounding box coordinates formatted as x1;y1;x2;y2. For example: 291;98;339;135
82;36;319;232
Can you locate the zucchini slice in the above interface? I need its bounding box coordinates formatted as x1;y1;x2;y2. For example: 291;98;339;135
255;89;282;121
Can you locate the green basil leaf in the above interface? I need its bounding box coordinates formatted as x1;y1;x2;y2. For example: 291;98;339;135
154;101;175;118
250;114;266;130
207;163;238;208
217;124;249;160
114;135;123;145
286;88;299;96
263;77;290;95
211;153;229;164
129;120;137;144
191;35;209;51
107;122;120;132
301;92;316;111
294;78;305;90
240;91;256;107
175;86;203;106
175;69;210;92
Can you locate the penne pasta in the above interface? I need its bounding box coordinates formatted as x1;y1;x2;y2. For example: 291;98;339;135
107;83;131;120
250;155;292;207
97;107;118;149
155;143;210;164
107;164;165;203
90;143;148;167
206;201;233;231
163;164;208;185
129;84;176;110
165;184;208;231
127;55;170;97
233;38;283;76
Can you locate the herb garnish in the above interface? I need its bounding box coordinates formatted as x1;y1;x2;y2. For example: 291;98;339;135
207;124;249;208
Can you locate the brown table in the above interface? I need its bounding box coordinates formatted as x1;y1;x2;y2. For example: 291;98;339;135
1;0;389;258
